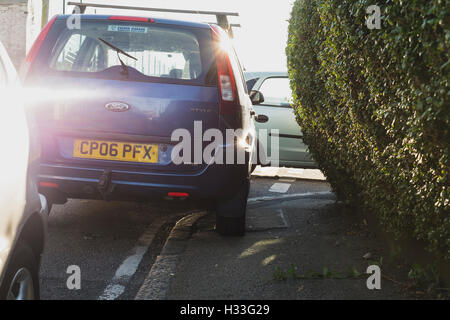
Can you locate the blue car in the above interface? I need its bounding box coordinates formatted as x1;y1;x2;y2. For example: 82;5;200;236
23;15;263;236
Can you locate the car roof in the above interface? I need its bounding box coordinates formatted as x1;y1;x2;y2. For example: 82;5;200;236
55;14;213;29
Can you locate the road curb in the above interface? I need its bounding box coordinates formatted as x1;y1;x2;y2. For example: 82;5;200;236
135;211;207;300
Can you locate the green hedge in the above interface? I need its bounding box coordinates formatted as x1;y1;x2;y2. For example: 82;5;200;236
287;0;449;259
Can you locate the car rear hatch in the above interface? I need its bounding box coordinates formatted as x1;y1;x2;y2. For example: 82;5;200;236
25;15;219;173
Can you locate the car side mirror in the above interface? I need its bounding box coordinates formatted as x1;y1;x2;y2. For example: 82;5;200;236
250;90;265;105
255;114;269;123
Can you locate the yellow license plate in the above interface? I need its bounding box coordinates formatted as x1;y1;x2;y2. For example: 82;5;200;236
73;139;159;164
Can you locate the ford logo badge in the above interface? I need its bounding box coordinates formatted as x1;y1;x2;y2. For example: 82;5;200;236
105;102;131;112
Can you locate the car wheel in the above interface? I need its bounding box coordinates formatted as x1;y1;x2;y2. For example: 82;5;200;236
215;179;250;236
0;243;40;300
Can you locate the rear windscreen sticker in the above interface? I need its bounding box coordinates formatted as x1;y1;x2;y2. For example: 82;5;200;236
108;25;148;33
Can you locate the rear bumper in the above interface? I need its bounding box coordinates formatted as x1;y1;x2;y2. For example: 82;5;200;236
38;161;249;202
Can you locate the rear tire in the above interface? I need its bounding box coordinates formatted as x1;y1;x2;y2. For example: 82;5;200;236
215;179;249;236
0;243;40;300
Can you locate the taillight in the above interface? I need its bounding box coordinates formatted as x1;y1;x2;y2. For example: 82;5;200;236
22;15;57;78
219;74;235;102
211;25;238;115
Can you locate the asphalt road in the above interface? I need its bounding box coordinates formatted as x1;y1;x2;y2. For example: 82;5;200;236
40;172;329;300
40;200;185;300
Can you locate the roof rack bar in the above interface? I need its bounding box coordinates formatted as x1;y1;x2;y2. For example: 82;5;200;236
67;2;239;37
67;2;239;16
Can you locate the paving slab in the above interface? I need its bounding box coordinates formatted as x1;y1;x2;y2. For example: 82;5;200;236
161;196;408;300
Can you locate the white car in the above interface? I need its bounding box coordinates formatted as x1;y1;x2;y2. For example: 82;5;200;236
245;72;318;169
0;41;48;300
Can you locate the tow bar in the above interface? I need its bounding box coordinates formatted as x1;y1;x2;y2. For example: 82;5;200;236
97;169;115;200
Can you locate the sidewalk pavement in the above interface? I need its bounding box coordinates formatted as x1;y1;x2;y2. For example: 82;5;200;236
252;166;326;181
138;193;408;300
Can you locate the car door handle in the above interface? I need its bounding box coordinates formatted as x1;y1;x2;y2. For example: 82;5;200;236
269;132;303;139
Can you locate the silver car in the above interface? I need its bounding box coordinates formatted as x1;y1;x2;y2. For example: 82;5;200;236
0;41;48;300
245;72;317;169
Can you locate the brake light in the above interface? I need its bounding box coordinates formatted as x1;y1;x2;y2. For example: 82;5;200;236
211;25;238;115
39;182;59;189
168;192;189;198
22;15;57;79
109;16;155;23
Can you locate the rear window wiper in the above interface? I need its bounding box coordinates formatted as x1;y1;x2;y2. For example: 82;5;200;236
98;37;137;76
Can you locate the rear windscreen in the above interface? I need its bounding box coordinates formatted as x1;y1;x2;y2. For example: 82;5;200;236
42;19;216;85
